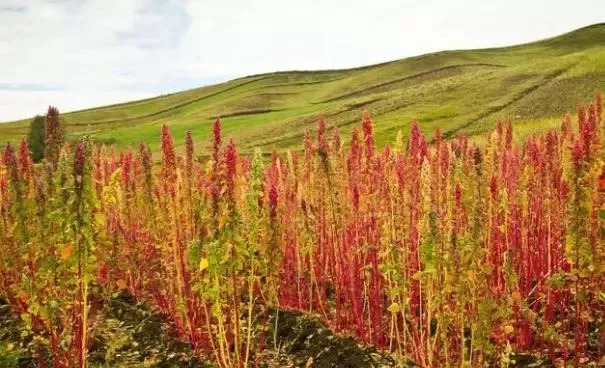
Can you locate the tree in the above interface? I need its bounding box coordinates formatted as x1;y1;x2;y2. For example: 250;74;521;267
26;115;45;162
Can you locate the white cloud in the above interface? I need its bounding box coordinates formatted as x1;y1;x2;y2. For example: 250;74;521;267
1;0;603;121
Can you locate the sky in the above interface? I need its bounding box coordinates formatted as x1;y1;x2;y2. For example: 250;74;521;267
1;0;604;122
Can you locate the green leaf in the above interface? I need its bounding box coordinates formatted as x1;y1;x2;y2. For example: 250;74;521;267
199;258;209;272
94;213;105;226
411;271;423;280
387;302;401;313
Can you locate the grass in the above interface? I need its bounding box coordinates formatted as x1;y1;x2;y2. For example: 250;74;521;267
1;23;604;155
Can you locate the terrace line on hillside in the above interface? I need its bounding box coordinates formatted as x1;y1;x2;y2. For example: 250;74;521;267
0;23;604;154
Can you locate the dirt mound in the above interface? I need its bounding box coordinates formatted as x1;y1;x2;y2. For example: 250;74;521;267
2;294;409;368
263;309;411;368
88;291;213;367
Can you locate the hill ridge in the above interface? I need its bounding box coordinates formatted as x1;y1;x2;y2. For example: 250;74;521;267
1;23;604;154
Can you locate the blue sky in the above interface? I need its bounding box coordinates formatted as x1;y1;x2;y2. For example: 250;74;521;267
1;0;604;121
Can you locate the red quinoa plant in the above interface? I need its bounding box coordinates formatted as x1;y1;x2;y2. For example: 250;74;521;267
0;93;603;367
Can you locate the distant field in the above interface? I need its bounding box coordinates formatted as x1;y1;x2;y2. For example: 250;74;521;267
1;23;604;155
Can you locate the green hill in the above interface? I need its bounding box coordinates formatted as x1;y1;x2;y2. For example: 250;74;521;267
1;23;604;155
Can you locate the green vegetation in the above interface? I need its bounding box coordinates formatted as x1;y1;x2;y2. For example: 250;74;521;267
1;23;604;155
26;116;45;162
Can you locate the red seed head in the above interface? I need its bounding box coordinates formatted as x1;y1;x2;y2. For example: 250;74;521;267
161;124;177;197
317;116;328;155
472;146;482;168
271;150;278;166
505;121;513;150
161;124;175;169
268;184;278;217
578;104;587;131
362;111;374;160
350;128;361;163
211;120;223;182
382;144;392;162
496;120;503;139
331;127;341;152
588;103;599;147
395;155;405;187
44;106;64;168
139;143;152;174
410;120;422;162
224;138;237;197
434;128;442;146
240;156;251;176
352;184;360;209
419;136;428;161
213;119;222;154
268;170;278;218
121;150;134;188
73;141;85;174
440;143;450;178
561;113;572;138
571;138;584;170
545;131;558;156
455;183;462;205
0;175;7;208
595;90;602;118
346;129;360;177
18;139;33;184
186;129;194;171
73;139;89;198
578;104;595;156
490;176;498;198
2;143;17;181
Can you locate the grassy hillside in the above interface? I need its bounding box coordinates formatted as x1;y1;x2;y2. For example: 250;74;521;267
1;23;604;155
